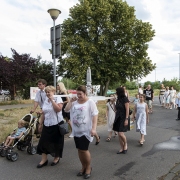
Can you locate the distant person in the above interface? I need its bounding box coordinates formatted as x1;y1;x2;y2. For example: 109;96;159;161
106;94;116;142
4;120;27;148
164;86;170;109
169;86;176;109
64;85;98;179
131;94;139;104
132;94;149;145
176;91;180;120
138;85;143;95
143;85;154;113
31;79;47;113
113;87;129;154
159;84;166;107
57;82;72;132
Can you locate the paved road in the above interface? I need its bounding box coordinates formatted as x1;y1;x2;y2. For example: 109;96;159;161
0;98;180;180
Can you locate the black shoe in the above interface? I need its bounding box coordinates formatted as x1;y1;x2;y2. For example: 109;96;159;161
51;159;60;166
117;150;124;154
123;149;128;154
95;136;100;145
77;169;86;176
176;118;180;121
37;160;48;168
84;168;92;179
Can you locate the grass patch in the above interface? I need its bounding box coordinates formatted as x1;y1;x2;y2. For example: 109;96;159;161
0;99;33;106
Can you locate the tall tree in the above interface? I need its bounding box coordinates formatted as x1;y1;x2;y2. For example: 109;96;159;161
58;0;156;95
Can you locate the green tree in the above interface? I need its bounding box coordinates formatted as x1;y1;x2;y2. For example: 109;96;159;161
58;0;156;95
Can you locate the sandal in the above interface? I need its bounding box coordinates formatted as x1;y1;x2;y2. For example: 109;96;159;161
114;132;118;138
95;136;100;145
106;137;111;142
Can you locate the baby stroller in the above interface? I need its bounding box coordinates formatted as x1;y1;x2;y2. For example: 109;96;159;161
0;113;40;162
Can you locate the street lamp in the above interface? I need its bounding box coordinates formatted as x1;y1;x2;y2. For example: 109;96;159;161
48;8;61;87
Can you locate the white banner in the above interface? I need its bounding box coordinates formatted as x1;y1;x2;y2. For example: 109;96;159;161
30;87;39;100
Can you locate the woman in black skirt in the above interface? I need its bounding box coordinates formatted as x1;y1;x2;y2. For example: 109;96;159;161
36;86;64;168
113;87;130;154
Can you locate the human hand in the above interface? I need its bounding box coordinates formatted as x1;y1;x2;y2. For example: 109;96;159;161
124;119;128;126
90;129;96;136
70;96;78;102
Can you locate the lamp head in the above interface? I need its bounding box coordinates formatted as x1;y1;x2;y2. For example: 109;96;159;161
48;9;61;20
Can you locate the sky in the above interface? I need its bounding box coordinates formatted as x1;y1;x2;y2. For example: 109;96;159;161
0;0;180;83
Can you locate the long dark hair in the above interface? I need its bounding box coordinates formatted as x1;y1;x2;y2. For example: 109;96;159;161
116;87;126;99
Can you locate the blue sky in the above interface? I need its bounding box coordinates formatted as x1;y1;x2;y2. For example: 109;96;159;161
0;0;180;83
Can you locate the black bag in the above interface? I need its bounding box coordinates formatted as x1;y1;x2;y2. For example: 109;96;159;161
58;122;69;136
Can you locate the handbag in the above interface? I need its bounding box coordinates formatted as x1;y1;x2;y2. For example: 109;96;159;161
58;121;69;136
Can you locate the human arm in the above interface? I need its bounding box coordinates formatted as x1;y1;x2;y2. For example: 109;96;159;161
106;105;109;118
132;105;137;122
146;104;149;123
30;101;39;113
64;96;77;112
91;115;98;136
124;102;129;126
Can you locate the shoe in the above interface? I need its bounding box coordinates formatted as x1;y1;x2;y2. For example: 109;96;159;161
176;118;180;121
77;169;86;176
123;149;128;154
84;168;92;179
117;150;124;154
139;141;143;145
106;137;111;142
51;159;60;166
95;136;100;145
37;160;48;168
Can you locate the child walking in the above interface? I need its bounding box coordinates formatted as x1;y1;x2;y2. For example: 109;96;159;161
132;94;149;145
106;94;116;141
131;94;139;104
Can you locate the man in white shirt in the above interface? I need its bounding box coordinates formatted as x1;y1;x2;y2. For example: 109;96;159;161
30;79;47;113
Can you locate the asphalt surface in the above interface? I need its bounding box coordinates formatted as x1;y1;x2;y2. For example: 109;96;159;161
0;98;180;180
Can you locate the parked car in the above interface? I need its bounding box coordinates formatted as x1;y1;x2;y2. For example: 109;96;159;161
106;90;115;95
0;89;10;95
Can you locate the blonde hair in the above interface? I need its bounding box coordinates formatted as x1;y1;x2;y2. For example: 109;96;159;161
45;86;56;93
57;82;67;94
18;119;26;127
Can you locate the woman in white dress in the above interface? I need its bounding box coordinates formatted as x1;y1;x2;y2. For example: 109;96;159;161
132;94;149;145
36;86;64;168
64;85;98;179
164;86;170;109
169;86;176;109
106;94;116;141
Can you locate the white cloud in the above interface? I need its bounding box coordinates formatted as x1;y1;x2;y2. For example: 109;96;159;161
0;0;180;83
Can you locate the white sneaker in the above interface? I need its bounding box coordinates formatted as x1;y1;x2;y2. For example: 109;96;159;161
170;107;172;109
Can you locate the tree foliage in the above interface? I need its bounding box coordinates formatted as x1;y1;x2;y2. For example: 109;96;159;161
0;49;54;99
58;0;156;95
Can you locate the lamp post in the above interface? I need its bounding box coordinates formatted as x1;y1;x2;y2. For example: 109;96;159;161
48;8;61;87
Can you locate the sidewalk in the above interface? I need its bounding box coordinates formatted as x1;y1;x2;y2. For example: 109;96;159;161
0;103;32;110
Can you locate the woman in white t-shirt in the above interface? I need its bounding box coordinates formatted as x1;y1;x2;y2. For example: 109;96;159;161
169;86;176;109
36;86;64;168
65;85;98;179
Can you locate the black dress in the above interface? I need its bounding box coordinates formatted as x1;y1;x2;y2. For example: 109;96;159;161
113;97;130;132
59;92;70;120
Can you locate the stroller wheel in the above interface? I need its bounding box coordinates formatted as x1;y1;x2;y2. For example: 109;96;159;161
30;146;37;155
0;149;7;157
27;146;31;154
20;145;26;151
6;152;11;160
10;152;19;162
17;145;21;150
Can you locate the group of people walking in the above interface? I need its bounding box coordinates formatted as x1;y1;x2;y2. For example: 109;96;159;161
32;79;180;179
31;79;100;179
